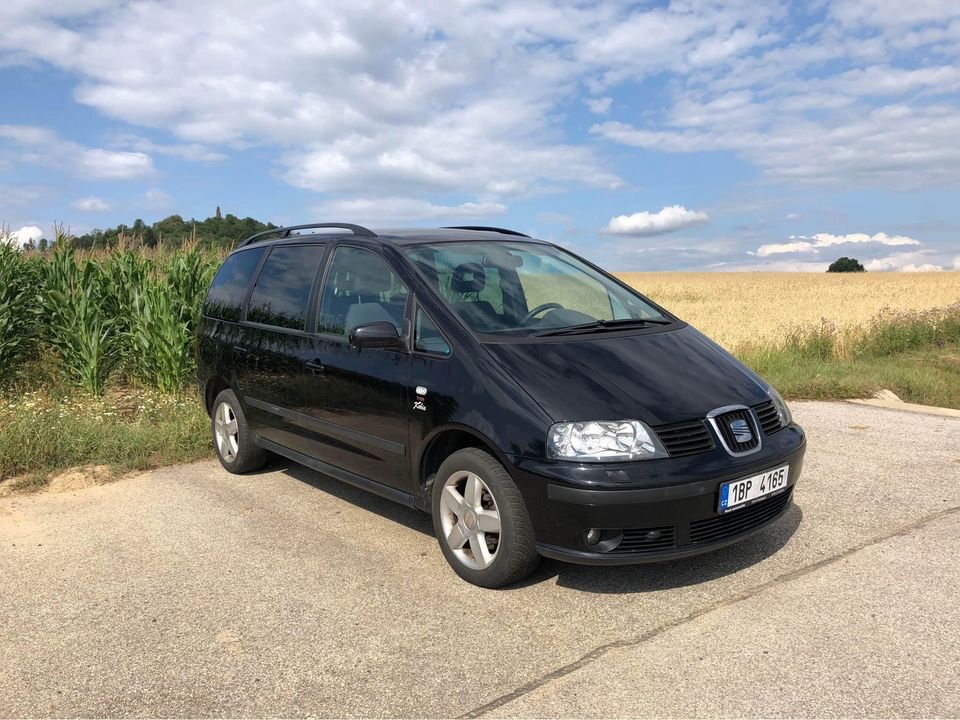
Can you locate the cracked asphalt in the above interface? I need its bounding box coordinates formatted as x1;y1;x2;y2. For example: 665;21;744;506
1;401;959;718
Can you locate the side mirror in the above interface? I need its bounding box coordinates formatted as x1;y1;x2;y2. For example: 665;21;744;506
349;321;401;349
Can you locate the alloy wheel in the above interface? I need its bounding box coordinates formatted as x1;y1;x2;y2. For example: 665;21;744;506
214;401;240;463
439;470;502;570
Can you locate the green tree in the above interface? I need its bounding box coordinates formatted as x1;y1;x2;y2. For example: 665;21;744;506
827;257;865;273
71;213;275;250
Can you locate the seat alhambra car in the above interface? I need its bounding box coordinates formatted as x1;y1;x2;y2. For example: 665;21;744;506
197;223;805;587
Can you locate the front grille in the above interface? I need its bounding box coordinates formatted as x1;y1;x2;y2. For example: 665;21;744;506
655;420;715;458
612;525;676;554
711;408;761;454
689;489;792;544
753;399;783;436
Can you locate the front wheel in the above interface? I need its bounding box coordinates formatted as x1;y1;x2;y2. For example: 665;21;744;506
432;448;540;588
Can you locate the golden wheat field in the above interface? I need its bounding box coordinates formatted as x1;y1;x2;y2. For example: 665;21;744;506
615;271;960;351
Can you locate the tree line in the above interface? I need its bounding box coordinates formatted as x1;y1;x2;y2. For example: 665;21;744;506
69;213;277;250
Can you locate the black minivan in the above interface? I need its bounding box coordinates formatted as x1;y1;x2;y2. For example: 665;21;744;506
197;223;805;587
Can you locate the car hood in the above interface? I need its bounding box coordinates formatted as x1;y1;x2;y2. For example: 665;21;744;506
482;326;770;426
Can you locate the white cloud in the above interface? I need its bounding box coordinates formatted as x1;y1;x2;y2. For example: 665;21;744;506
0;1;623;209
78;148;152;180
584;96;612;114
602;205;709;237
143;188;173;210
954;257;960;270
863;250;949;271
1;225;43;249
830;0;960;29
593;103;960;188
0;185;41;207
901;263;944;272
71;196;111;212
710;259;832;273
1;0;959;228
313;197;506;224
0;123;153;180
110;134;225;163
757;232;921;257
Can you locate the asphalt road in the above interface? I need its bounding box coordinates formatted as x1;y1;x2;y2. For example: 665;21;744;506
1;401;958;718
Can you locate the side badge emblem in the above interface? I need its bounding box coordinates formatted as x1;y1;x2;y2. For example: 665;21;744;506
414;385;428;411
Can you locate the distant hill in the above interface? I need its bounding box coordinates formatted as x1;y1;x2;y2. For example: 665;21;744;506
71;212;277;249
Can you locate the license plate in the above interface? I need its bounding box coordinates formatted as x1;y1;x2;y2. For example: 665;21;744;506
718;464;790;513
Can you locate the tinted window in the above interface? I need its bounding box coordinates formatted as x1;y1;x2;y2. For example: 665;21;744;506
318;247;408;336
247;244;326;330
415;308;451;356
204;248;265;321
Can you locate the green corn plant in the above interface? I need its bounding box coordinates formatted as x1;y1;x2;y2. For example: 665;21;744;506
128;280;194;393
43;245;116;395
100;248;152;374
121;246;218;393
101;248;151;336
163;245;218;325
0;244;41;385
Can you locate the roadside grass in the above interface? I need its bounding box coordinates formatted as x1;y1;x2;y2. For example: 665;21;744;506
736;303;960;408
0;379;210;494
741;344;960;409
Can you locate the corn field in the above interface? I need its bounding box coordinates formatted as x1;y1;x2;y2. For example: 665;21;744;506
0;234;220;395
2;239;959;396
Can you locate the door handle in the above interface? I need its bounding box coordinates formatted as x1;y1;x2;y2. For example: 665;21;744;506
305;360;325;374
232;345;247;357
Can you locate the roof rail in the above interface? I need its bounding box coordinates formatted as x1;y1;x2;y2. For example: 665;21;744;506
239;222;377;248
443;225;531;238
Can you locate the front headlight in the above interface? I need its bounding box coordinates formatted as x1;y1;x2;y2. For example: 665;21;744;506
547;420;667;462
768;386;792;428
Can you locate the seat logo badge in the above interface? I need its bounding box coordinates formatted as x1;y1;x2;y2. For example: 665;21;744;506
414;386;428;411
729;418;752;443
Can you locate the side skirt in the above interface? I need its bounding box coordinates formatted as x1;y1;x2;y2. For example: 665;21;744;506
256;436;417;508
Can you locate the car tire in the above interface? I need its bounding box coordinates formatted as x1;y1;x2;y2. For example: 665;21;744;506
211;389;268;474
432;448;540;588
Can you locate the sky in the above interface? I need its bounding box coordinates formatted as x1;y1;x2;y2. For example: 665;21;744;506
2;0;959;271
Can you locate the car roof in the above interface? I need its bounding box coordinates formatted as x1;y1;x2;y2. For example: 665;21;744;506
233;225;551;252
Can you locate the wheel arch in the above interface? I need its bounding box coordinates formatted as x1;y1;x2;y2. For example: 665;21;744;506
204;375;232;416
417;424;506;494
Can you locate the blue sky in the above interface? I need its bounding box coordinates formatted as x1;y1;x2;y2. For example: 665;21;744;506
2;0;959;271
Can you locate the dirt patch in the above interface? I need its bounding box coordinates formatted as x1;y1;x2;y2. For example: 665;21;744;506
0;464;119;497
47;464;115;493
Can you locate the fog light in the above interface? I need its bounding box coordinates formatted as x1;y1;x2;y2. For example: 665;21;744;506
585;528;602;546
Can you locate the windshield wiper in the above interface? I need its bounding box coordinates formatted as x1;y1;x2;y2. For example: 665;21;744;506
533;317;670;337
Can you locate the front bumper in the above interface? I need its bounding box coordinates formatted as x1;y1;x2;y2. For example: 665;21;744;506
505;424;806;565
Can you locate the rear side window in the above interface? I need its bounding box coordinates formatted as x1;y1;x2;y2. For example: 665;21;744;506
204;248;266;322
247;244;326;330
318;247;409;336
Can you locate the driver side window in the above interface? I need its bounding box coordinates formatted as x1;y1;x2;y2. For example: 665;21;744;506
317;246;409;336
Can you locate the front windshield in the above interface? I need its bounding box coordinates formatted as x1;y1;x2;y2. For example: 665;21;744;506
403;241;670;336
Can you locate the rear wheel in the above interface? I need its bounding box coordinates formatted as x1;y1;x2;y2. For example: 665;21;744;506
432;448;539;588
211;389;268;474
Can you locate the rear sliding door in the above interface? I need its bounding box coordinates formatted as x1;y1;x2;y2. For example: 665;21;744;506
234;242;328;457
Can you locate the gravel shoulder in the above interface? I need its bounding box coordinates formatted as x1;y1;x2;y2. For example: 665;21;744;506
1;401;958;718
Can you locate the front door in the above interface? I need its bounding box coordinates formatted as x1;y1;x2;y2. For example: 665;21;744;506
303;244;412;491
